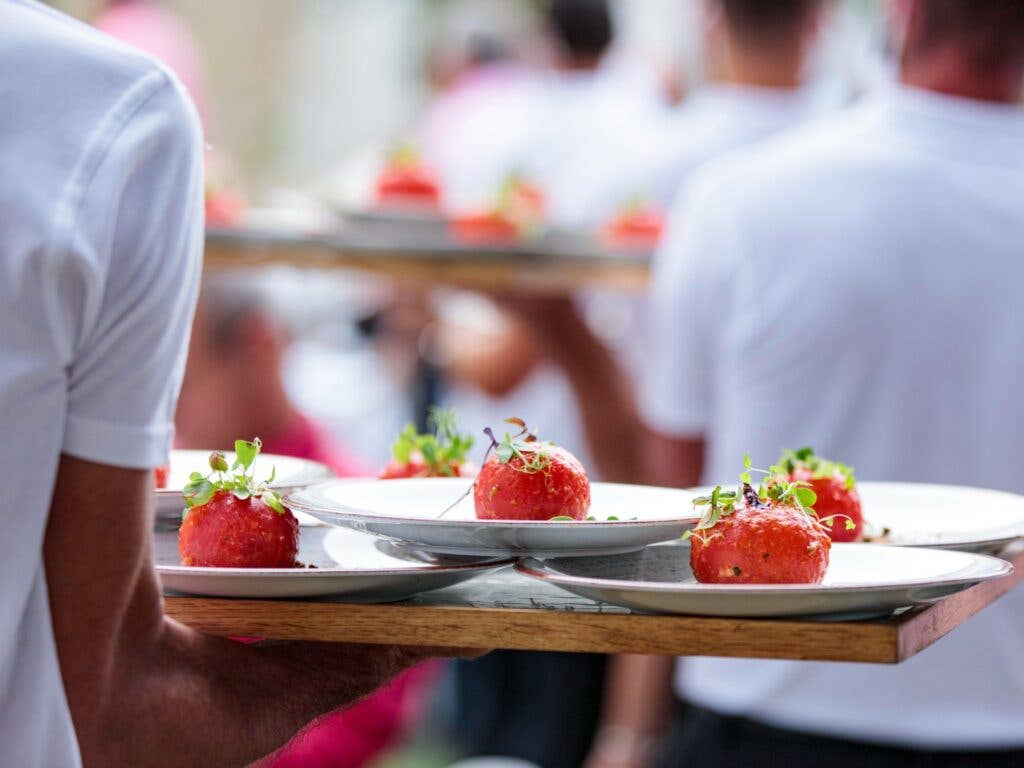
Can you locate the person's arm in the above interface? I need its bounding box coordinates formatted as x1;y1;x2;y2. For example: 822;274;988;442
504;297;704;487
441;318;543;398
43;72;466;767
45;455;444;768
584;655;677;768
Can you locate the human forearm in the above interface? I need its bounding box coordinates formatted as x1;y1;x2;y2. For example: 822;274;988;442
96;618;433;768
585;655;676;768
45;456;445;768
524;300;646;482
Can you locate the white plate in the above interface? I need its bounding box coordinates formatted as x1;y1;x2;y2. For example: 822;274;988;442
286;478;699;557
155;450;334;524
687;482;1024;553
156;526;510;600
857;483;1024;552
516;542;1013;619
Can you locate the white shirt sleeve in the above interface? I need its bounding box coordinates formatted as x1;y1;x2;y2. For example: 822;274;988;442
639;171;744;438
58;71;203;470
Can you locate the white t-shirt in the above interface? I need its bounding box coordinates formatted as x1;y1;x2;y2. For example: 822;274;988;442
641;84;1024;749
0;2;203;765
580;84;820;220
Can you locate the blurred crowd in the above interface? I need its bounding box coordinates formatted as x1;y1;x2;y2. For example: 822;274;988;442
79;0;1024;767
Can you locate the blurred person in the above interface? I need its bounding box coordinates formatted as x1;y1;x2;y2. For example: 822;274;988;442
0;2;457;766
436;0;829;465
503;1;1024;767
175;276;366;475
582;0;830;218
178;279;445;768
431;6;645;768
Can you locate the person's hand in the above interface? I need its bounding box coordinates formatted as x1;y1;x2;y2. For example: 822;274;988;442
583;726;661;768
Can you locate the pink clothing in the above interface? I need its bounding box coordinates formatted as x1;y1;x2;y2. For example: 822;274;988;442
259;415;439;768
260;415;370;479
94;1;208;125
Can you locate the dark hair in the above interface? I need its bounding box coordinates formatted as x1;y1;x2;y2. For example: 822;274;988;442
914;0;1024;70
548;0;614;62
717;0;821;46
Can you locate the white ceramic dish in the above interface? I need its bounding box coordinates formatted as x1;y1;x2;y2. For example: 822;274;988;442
516;542;1013;619
156;526;510;600
286;478;700;557
686;482;1024;553
856;482;1024;552
156;450;334;524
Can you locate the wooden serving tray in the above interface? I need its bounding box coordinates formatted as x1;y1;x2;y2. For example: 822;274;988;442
204;226;650;293
165;544;1023;664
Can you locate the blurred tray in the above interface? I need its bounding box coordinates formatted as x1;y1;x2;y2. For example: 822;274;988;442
164;542;1023;664
205;225;650;293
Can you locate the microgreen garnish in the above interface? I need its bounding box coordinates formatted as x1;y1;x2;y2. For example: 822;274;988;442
683;454;820;541
392;406;474;477
437;416;553;519
181;437;285;518
777;446;857;491
485;417;553;475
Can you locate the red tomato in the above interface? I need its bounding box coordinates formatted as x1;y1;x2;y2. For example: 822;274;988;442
153;465;170;489
689;498;831;584
791;468;864;543
378;452;468;480
507;181;546;220
205;190;244;227
449;210;520;244
603;208;664;249
179;490;299;568
474;444;590;521
375;167;441;208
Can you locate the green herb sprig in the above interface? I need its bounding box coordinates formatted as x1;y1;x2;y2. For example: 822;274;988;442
485;417;552;475
684;454;819;540
777;446;857;491
182;437;285;518
392;407;474;477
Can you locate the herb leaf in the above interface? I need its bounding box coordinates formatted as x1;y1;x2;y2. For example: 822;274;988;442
181;436;285;517
389;407;474;476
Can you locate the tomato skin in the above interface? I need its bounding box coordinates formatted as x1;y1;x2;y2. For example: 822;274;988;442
179;490;299;568
449;211;520;244
204;191;244;227
602;209;664;249
375;168;441;207
791;469;864;543
378;452;468;480
473;445;590;521
153;465;170;489
689;502;831;584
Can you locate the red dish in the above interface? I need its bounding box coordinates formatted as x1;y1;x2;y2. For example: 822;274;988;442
780;447;863;542
179;489;299;568
602;205;664;249
448;210;521;244
473;420;590;521
375;166;441;209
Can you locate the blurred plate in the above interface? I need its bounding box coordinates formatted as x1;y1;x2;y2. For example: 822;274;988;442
516;542;1012;619
286;477;699;557
339;206;448;232
155;450;334;524
156;526;510;600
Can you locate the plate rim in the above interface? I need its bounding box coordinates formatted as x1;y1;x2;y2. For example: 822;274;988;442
515;543;1014;595
285;477;701;529
155;555;513;579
